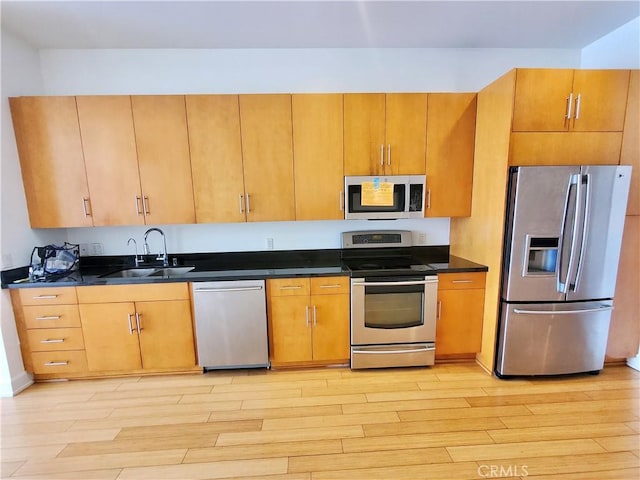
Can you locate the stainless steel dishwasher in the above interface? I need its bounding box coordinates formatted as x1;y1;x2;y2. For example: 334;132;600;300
192;280;269;370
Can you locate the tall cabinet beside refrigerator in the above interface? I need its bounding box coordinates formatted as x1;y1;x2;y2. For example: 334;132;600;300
495;165;632;377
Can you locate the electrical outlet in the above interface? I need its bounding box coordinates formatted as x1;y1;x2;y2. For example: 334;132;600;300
266;238;274;250
91;243;104;255
418;233;427;244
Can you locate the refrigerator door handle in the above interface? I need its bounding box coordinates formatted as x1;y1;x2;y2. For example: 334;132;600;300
570;174;591;291
557;175;579;294
513;305;613;315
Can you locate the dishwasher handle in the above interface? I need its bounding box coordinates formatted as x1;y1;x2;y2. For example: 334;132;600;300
194;286;264;293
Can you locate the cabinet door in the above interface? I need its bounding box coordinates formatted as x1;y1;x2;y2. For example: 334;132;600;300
512;69;575;132
9;96;93;228
343;93;386;175
436;288;485;355
131;95;195;224
311;294;350;362
79;302;142;371
240;95;295;222
136;300;195;370
425;93;477;217
292;94;344;220
571;70;630;132
268;296;312;363
620;70;639;216
76;95;144;226
385;93;427;175
186;95;246;223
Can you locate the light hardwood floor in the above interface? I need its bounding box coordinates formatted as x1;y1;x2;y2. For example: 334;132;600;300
1;363;638;479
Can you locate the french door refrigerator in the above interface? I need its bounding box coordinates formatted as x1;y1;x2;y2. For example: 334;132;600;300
495;165;632;377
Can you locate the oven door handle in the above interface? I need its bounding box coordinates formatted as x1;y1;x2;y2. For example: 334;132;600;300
352;280;436;287
352;346;435;355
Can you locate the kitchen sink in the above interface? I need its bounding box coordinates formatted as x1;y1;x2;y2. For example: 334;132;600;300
100;266;194;279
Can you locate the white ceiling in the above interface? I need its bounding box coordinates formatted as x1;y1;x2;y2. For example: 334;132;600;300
1;0;639;50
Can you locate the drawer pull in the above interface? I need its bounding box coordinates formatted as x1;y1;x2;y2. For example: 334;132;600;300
33;295;58;300
452;280;474;284
35;315;62;321
40;339;65;344
319;284;342;289
279;286;303;290
44;361;68;367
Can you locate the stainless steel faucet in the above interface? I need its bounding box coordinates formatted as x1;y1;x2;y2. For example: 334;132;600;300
127;237;143;266
143;228;169;267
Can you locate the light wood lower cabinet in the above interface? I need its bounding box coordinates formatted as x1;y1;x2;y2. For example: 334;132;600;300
76;283;196;374
10;287;88;378
435;272;486;359
267;276;350;366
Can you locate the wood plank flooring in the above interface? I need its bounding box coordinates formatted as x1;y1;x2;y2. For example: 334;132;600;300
1;363;639;479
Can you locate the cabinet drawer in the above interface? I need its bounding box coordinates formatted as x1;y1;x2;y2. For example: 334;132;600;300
27;328;85;352
310;276;350;295
31;350;88;375
23;305;81;329
76;283;189;303
438;272;486;290
19;287;78;306
268;278;310;297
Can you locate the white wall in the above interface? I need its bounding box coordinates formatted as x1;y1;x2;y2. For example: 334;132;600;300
0;30;65;396
581;17;640;68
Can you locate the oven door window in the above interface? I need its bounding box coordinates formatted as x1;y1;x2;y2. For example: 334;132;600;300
364;283;424;329
347;184;406;213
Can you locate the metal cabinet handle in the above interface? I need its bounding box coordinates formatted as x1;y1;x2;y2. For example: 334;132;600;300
135;312;142;334
33;295;58;300
379;144;384;166
279;285;303;290
305;305;310;326
40;339;64;344
319;284;342;289
195;286;263;293
452;280;474;284
239;194;244;214
513;306;613;315
574;93;582;120
427;189;431;209
352;346;435;355
44;361;68;366
437;300;442;320
127;313;134;335
339;191;344;212
82;197;92;217
142;196;150;216
566;92;574;120
135;196;143;216
246;194;251;213
313;305;317;326
35;315;61;321
387;144;391;166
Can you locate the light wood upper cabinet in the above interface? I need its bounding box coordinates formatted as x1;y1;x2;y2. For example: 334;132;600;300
425;93;477;217
512;69;630;132
621;70;639;216
239;94;295;222
131;95;195;224
344;93;427;175
9;96;93;228
292;94;344;220
186;95;246;223
76;96;144;226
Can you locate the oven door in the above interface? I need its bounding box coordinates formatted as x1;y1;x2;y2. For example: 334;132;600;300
351;276;438;345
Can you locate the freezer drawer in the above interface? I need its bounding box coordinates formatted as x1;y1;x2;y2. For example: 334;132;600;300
495;301;613;376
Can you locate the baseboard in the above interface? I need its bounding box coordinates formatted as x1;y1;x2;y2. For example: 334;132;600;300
0;370;34;397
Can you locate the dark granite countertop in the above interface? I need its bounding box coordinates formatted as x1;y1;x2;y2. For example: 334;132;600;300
2;246;487;289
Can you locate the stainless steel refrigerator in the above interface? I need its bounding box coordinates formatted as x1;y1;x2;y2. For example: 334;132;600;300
495;165;632;377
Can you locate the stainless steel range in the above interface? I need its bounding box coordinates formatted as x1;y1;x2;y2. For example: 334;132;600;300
341;230;438;369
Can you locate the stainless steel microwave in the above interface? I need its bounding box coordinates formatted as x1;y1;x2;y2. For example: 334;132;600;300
344;175;426;220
